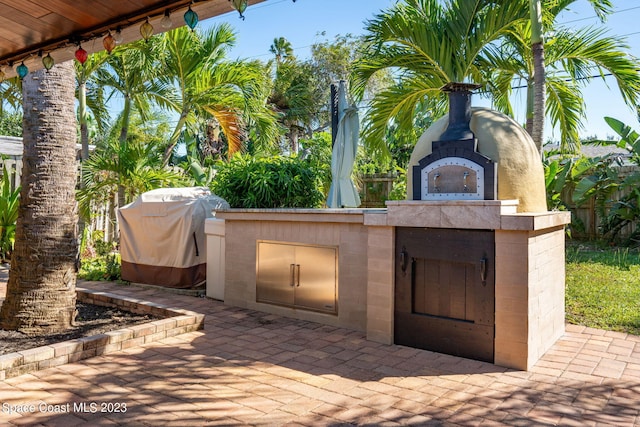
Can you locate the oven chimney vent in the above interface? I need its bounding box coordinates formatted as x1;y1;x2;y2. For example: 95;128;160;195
438;82;481;143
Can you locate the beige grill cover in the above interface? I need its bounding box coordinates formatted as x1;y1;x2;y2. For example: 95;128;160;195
118;187;229;289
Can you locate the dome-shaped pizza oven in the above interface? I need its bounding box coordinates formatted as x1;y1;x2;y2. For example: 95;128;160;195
406;83;547;213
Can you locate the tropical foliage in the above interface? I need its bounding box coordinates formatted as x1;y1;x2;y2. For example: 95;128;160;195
353;0;640;157
76;51;110;160
0;166;19;262
179;149;217;187
571;118;640;245
542;117;640;243
269;52;318;153
94;41;169;146
79;231;121;281
299;132;333;195
0;77;21;114
154;25;279;165
79;252;121;281
77;112;185;221
269;37;295;64
211;155;324;208
351;0;529;157
0;111;21;137
488;0;640;153
268;34;393;154
92;41;176;208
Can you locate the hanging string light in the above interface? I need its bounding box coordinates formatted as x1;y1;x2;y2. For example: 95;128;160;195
229;0;248;20
2;0;281;69
184;5;199;30
16;62;28;79
161;10;172;29
103;33;116;54
42;53;55;71
114;27;124;44
75;45;88;65
140;18;154;41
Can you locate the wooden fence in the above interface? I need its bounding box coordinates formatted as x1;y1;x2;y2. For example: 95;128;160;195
358;173;397;208
1;158;116;242
1;158;22;192
561;165;638;240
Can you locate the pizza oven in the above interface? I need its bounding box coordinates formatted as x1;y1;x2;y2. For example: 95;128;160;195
412;83;496;201
396;82;552;363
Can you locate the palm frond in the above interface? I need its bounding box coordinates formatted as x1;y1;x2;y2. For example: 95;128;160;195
361;81;446;158
353;0;529;153
546;76;584;153
548;26;640;107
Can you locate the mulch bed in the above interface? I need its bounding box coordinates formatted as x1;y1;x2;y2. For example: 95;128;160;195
0;302;162;356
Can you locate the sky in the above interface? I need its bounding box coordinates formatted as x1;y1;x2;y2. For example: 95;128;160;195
202;0;640;142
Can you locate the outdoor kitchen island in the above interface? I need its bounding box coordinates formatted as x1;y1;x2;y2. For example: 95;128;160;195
206;84;571;371
206;203;570;371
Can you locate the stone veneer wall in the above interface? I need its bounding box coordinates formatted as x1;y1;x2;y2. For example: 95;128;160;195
494;228;566;369
495;228;565;369
365;225;395;344
219;211;376;331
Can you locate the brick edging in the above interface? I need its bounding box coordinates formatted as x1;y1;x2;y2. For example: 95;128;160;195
0;287;205;380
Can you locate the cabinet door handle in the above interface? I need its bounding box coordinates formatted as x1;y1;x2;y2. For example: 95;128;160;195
290;264;295;287
480;257;487;286
295;264;301;287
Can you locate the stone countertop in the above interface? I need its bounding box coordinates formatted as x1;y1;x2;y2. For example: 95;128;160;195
217;208;387;214
499;211;572;231
212;203;571;231
385;199;519;207
215;208;387;224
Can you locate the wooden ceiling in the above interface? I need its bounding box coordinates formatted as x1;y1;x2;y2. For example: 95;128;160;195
0;0;266;78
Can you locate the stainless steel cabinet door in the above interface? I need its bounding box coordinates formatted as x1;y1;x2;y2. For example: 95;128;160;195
294;245;337;313
256;241;337;314
256;242;295;306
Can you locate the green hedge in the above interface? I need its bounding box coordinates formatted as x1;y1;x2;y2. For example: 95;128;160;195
211;155;324;208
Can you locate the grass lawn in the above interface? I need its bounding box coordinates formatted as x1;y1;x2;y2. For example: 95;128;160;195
566;240;640;335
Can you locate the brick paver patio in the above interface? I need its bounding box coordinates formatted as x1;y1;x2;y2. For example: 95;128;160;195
1;278;639;426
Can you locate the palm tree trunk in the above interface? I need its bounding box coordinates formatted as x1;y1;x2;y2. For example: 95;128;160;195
530;0;545;155
78;79;89;246
119;96;132;145
526;79;534;137
162;110;189;167
287;126;300;155
117;97;132;210
108;192;117;242
0;61;79;335
78;81;89;161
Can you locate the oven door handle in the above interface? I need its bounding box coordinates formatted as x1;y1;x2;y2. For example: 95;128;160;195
480;257;487;286
400;247;408;272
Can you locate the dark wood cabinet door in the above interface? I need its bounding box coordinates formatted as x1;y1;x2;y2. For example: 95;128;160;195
395;228;495;362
